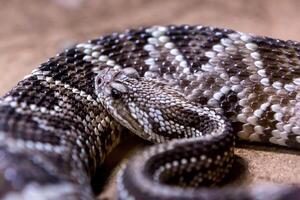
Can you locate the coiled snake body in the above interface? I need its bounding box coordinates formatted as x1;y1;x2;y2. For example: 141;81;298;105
0;25;300;199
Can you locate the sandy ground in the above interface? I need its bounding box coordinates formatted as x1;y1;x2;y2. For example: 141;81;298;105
0;0;300;199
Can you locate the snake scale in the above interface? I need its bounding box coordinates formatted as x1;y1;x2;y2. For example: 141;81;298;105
0;25;300;200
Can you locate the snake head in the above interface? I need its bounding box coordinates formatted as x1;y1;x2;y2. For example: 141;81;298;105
96;67;228;144
95;67;150;139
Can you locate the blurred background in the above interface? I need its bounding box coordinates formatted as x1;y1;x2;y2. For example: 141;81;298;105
2;0;300;95
1;0;300;199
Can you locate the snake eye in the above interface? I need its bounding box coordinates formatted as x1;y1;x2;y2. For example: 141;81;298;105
111;88;123;99
110;82;127;99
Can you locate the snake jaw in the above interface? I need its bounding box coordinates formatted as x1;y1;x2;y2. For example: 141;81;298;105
99;92;153;141
110;98;150;139
95;67;153;141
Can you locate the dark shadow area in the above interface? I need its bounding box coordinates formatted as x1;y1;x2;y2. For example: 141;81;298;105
91;132;150;195
91;162;114;195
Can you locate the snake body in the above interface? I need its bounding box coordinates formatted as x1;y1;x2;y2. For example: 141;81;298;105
1;25;300;199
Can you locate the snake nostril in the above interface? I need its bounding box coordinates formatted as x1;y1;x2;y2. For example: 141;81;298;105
97;78;102;85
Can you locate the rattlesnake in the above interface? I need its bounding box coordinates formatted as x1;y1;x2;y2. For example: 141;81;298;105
0;25;299;199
